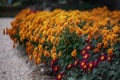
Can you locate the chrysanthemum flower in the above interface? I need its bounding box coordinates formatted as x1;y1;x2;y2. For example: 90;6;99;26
88;62;94;69
97;43;102;49
81;49;87;55
74;59;79;67
66;64;73;69
85;43;92;51
36;58;41;64
71;49;77;57
53;66;60;73
83;53;89;59
56;73;63;80
107;56;112;61
93;48;100;53
99;55;106;61
51;53;57;60
80;60;87;68
107;48;114;56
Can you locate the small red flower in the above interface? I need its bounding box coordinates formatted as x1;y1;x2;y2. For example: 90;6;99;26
80;60;88;72
85;43;92;51
80;60;86;68
83;53;89;59
56;73;63;80
99;55;106;61
107;56;112;62
53;66;60;73
81;49;87;55
83;64;87;69
88;62;94;69
66;64;73;69
82;64;88;72
74;59;79;67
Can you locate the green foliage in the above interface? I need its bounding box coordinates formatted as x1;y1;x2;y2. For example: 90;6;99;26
53;28;120;80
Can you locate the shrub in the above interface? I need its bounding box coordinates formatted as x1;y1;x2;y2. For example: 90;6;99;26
4;6;120;80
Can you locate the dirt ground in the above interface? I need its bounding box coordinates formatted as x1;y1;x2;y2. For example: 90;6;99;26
0;18;54;80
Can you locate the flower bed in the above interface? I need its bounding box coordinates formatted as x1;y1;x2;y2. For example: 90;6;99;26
4;7;120;80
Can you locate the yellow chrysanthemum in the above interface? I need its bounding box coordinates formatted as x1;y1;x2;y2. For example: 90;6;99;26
71;49;77;57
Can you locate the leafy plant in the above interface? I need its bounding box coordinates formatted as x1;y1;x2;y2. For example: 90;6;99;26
4;7;120;80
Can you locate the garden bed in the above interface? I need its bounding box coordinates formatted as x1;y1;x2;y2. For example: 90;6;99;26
4;7;120;80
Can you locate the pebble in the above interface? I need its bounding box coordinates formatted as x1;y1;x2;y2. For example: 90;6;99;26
0;18;54;80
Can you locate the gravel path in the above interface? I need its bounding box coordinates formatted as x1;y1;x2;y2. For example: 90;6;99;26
0;18;34;80
0;18;54;80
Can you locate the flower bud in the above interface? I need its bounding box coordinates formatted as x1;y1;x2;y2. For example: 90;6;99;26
99;55;106;61
66;64;73;69
74;59;79;66
83;53;89;59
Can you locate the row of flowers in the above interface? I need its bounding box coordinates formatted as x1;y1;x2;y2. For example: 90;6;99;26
4;6;120;80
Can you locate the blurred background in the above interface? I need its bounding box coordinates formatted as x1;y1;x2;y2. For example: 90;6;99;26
0;0;120;17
